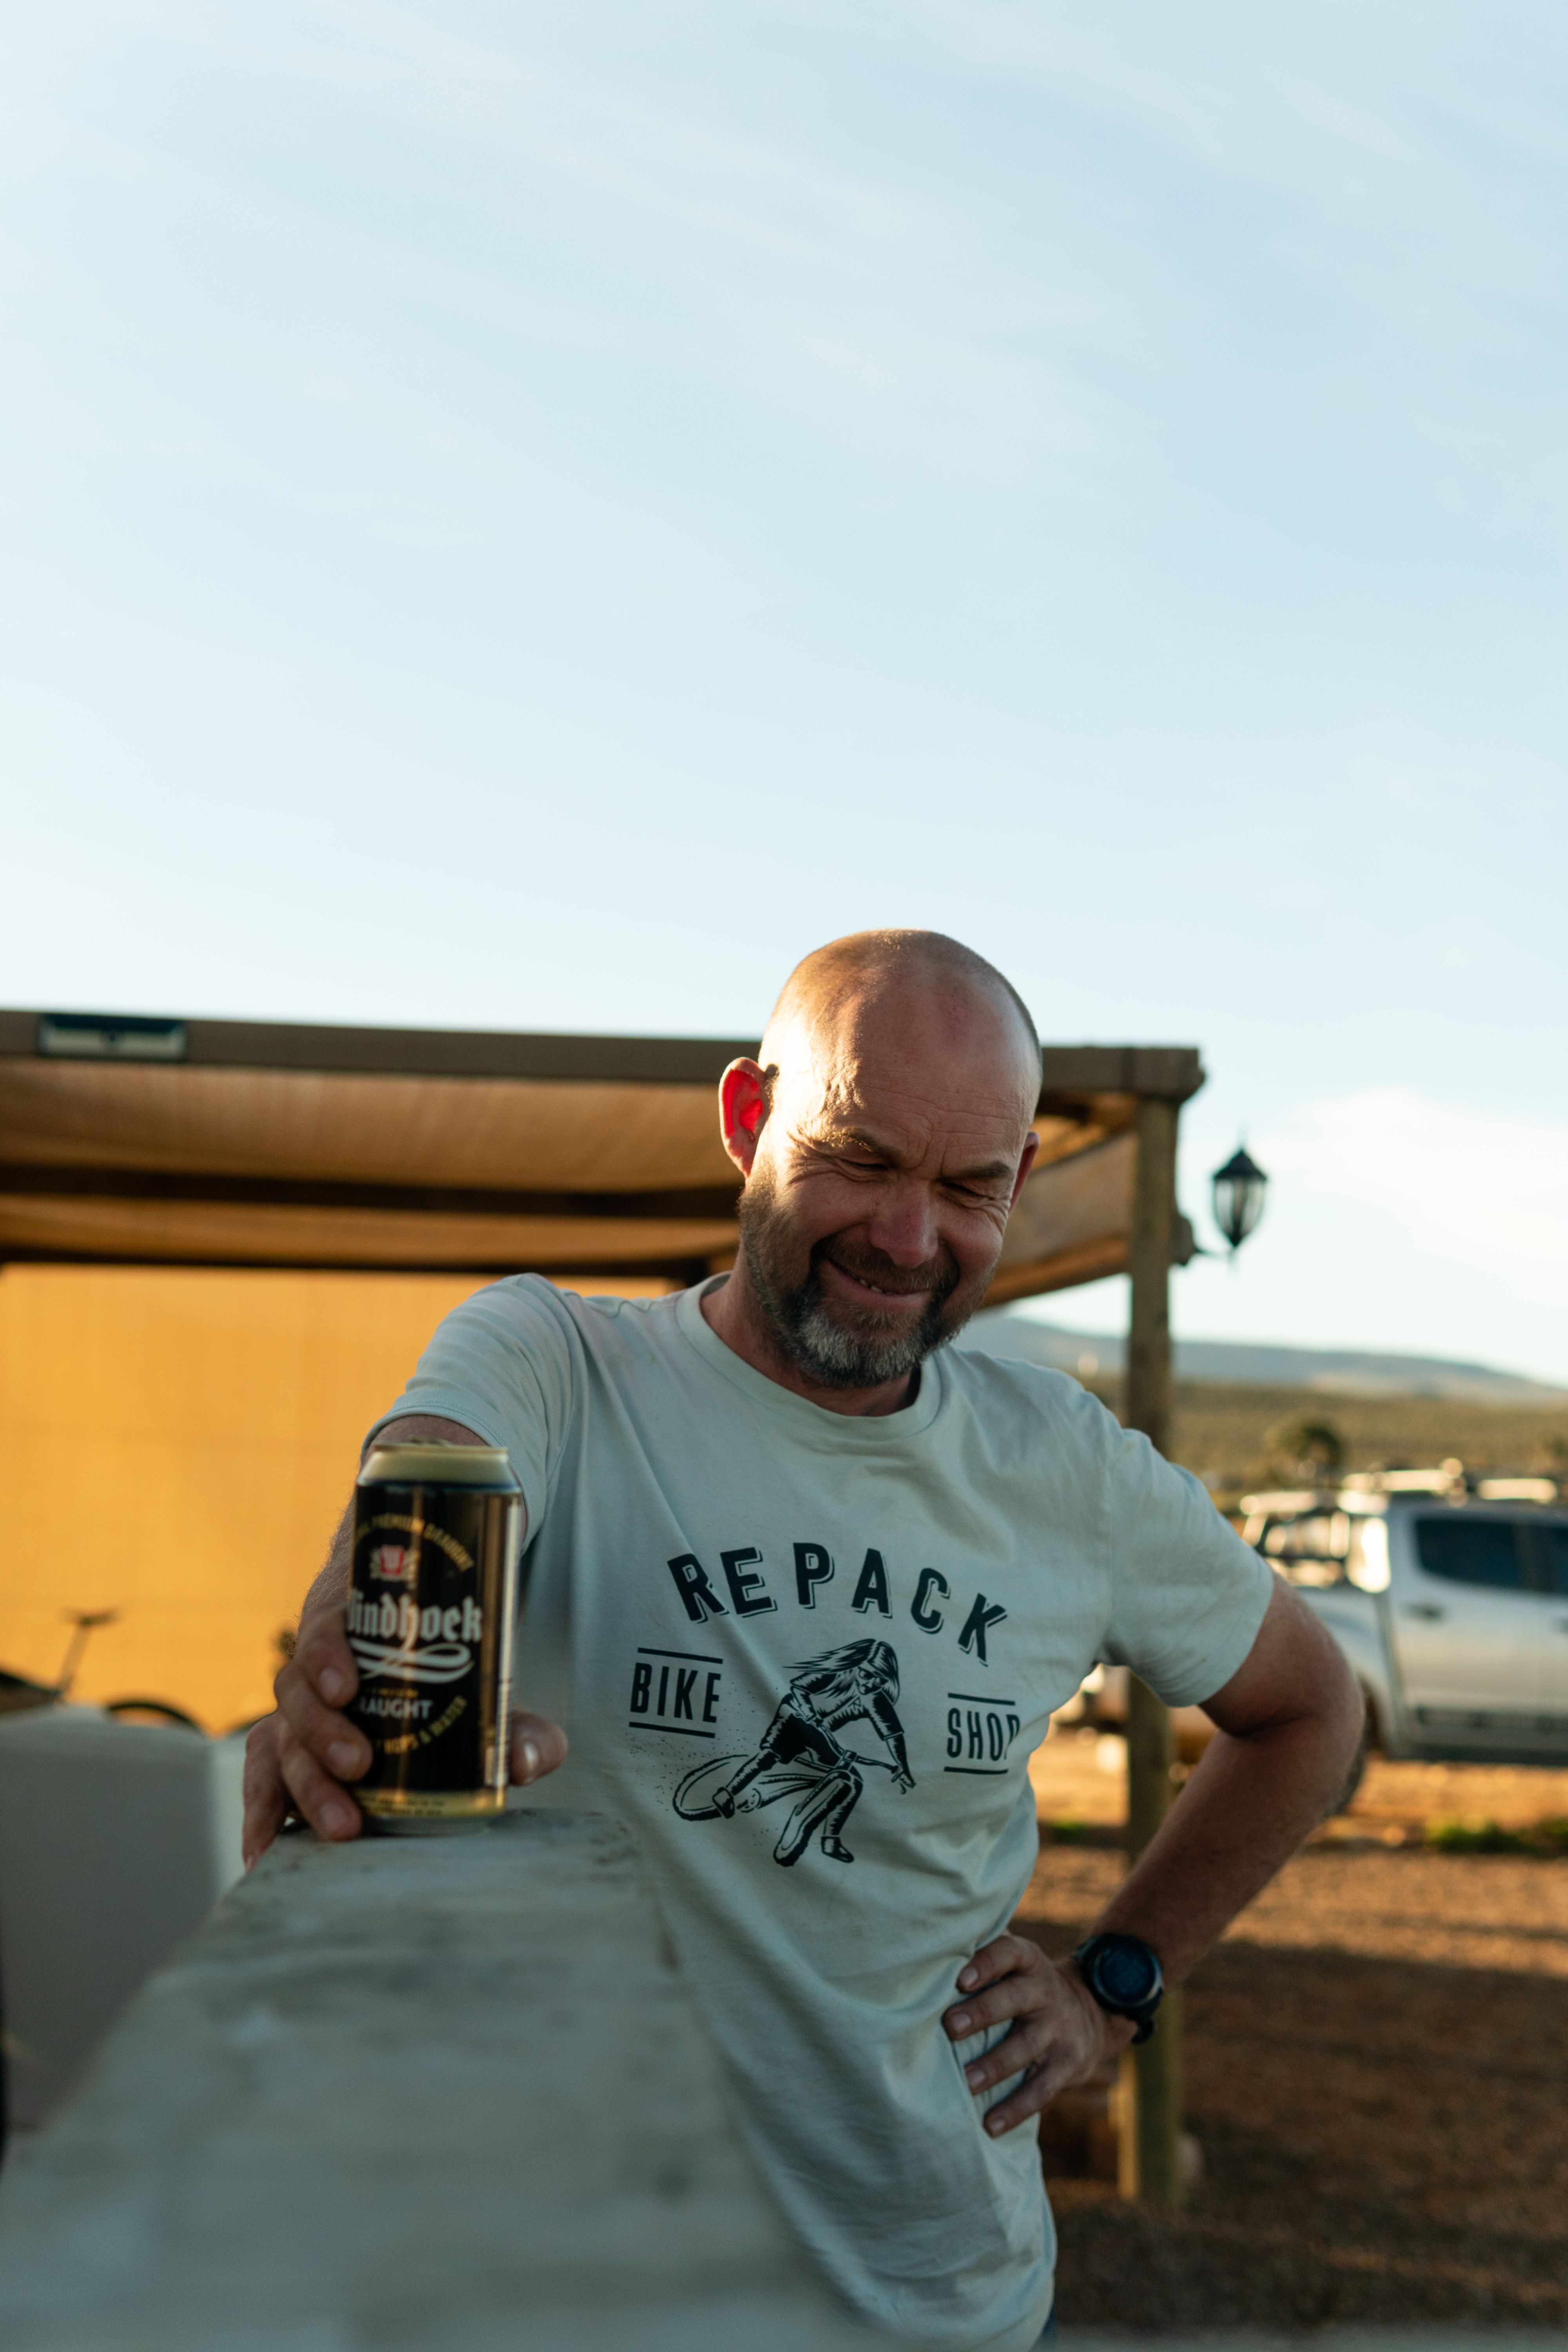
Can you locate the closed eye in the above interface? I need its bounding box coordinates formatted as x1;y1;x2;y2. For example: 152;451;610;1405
944;1177;1012;1204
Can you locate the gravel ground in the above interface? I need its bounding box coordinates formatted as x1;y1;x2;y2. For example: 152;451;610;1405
1015;1834;1568;2329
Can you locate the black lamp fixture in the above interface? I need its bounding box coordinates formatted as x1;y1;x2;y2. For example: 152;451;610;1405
1211;1144;1268;1257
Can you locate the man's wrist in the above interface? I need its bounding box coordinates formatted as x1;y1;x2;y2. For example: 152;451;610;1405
1062;1960;1137;2054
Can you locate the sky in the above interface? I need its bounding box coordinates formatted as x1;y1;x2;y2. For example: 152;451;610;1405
2;4;1566;1379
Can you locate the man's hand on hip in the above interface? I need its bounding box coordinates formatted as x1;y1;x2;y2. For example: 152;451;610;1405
943;1934;1132;2138
241;1599;567;1867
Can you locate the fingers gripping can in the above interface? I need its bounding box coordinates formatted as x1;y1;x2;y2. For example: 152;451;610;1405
345;1443;523;1834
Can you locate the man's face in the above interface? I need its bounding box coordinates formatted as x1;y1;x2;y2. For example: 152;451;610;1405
733;986;1038;1392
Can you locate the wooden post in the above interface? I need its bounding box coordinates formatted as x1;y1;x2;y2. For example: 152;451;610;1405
1117;1683;1185;2205
1125;1096;1177;1459
1117;1094;1186;2208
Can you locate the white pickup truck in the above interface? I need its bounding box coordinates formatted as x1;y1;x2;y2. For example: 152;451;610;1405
1243;1470;1568;1764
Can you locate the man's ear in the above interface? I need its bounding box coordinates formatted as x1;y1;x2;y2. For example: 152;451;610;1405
719;1059;773;1178
1008;1126;1040;1209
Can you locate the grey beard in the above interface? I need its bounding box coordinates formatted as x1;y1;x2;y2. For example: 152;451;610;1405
779;1286;952;1389
737;1178;972;1392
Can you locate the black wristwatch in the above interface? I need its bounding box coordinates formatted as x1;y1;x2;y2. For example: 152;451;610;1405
1071;1933;1164;2043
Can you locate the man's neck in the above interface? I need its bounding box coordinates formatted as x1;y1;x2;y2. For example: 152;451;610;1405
698;1263;920;1419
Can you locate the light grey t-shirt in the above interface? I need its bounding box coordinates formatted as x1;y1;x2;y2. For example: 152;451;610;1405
373;1276;1272;2352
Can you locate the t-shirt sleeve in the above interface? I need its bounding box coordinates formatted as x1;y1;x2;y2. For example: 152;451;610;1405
365;1275;577;1538
1098;1420;1275;1707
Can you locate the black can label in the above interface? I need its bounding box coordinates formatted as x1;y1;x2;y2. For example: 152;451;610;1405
345;1482;519;1823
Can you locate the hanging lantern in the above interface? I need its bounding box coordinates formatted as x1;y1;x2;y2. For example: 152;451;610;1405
1211;1145;1267;1256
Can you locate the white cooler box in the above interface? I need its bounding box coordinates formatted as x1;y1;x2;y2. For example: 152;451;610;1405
0;1708;246;2129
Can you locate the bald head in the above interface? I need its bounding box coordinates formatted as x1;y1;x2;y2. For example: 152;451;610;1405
710;931;1043;1401
759;930;1042;1117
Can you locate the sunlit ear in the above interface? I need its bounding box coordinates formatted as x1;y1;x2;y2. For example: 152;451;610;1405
718;1059;773;1178
1008;1127;1040;1209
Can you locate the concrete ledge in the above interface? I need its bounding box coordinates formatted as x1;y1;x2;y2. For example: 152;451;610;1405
0;1811;906;2349
0;1707;246;2127
1066;2339;1568;2352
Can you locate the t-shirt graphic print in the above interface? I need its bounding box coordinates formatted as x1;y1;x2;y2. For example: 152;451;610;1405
372;1275;1273;2352
671;1634;914;1868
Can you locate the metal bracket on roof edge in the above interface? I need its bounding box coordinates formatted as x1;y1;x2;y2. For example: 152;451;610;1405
37;1013;188;1062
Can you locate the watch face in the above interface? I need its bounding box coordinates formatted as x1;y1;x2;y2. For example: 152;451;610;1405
1095;1937;1160;2009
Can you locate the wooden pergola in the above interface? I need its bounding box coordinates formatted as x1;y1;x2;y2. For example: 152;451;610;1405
0;1003;1198;2201
0;1008;1200;1299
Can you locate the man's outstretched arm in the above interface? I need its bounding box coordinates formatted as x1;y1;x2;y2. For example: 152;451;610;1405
242;1413;567;1866
869;1690;914;1789
944;1576;1362;2133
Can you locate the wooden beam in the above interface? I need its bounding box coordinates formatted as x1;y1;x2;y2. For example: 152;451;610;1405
0;1011;1203;1102
0;1165;741;1221
1118;1684;1185;2207
0;1014;760;1085
1125;1098;1176;1455
1035;1046;1205;1107
981;1235;1130;1308
1118;1094;1187;2209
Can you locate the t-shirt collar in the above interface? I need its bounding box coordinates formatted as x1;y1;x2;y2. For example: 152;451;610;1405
675;1277;946;1443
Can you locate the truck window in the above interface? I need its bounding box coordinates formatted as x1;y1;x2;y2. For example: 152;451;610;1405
1536;1523;1568;1596
1259;1513;1349;1587
1414;1516;1528;1590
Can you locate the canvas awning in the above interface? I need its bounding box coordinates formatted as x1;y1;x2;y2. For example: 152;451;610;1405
0;1010;1203;1299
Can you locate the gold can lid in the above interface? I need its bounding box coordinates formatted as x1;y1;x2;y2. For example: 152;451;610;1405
359;1441;520;1492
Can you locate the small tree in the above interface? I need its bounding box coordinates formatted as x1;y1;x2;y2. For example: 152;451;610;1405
1266;1415;1345;1480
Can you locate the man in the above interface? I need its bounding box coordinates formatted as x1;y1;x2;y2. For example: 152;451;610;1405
246;930;1361;2352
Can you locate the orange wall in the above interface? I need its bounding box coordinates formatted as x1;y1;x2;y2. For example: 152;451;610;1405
0;1266;663;1733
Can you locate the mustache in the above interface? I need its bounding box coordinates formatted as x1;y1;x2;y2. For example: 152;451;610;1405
814;1236;959;1301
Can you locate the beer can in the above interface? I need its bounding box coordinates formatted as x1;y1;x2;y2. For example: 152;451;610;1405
345;1442;522;1835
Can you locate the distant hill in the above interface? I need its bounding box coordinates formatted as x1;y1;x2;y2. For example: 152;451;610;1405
957;1313;1568;1404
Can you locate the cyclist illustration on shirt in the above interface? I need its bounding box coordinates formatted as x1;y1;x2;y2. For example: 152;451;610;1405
673;1638;913;1867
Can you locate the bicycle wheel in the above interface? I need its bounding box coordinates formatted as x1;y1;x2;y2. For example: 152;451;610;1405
672;1754;746;1820
103;1698;204;1732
